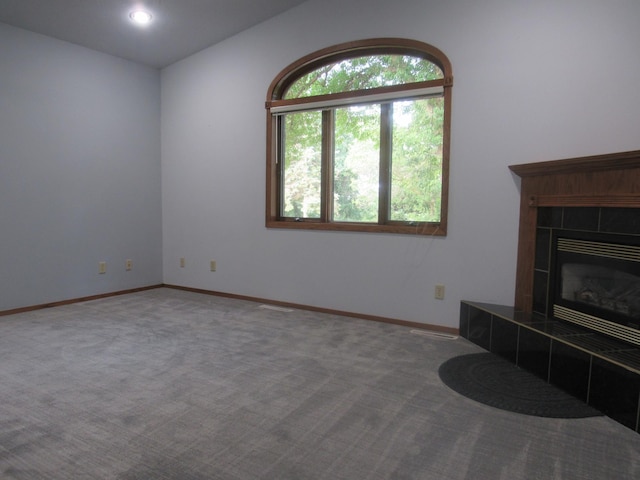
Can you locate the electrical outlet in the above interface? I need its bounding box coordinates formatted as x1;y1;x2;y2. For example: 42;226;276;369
180;257;185;268
435;284;445;300
98;261;107;274
210;260;216;272
125;259;133;271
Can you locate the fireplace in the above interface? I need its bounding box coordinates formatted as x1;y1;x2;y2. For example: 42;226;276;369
549;228;640;346
459;150;640;434
530;204;640;346
509;149;640;321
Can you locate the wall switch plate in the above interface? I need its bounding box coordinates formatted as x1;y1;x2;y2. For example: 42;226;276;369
125;259;132;271
210;260;216;272
180;257;185;268
98;261;107;274
435;284;445;300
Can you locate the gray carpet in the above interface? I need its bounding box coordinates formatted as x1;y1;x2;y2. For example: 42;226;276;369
0;288;638;479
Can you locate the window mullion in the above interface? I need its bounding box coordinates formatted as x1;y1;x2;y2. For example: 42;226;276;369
321;110;334;222
379;103;392;224
275;115;284;219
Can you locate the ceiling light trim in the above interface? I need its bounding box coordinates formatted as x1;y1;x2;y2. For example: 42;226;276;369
129;10;153;26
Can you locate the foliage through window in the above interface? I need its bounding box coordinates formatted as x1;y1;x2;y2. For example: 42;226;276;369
266;39;453;235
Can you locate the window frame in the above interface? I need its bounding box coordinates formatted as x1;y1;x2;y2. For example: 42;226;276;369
265;38;453;235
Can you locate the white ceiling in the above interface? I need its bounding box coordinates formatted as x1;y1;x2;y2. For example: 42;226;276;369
0;0;309;68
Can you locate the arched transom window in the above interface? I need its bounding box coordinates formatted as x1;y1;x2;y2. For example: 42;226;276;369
265;38;453;235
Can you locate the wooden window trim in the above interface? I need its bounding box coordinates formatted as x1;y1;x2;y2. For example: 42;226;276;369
266;38;453;236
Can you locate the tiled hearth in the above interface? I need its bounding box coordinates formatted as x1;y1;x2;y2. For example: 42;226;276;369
459;301;640;433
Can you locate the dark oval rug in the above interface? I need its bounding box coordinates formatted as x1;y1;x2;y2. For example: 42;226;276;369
438;353;602;418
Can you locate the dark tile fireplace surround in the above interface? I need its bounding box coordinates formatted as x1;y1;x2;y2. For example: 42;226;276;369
460;151;640;433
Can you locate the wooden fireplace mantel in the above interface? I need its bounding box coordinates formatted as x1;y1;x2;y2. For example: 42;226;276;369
509;149;640;312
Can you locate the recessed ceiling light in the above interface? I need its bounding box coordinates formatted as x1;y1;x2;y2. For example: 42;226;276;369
129;10;153;26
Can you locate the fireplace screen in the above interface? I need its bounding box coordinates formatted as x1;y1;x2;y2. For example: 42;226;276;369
552;232;640;346
561;263;640;319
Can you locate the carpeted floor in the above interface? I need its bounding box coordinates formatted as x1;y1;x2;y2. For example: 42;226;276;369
0;288;638;479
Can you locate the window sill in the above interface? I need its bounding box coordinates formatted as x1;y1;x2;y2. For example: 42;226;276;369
266;220;446;236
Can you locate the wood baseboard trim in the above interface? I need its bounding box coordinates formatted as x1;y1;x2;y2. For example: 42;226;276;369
1;283;459;336
0;285;164;317
163;284;459;335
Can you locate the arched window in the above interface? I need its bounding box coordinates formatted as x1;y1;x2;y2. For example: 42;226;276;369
265;38;453;235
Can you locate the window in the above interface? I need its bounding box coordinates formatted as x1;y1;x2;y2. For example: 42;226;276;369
265;38;453;235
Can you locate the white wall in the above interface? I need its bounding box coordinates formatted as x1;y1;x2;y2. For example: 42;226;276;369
0;23;163;311
161;0;640;328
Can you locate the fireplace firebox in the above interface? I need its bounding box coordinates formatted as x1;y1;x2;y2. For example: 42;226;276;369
550;230;640;346
531;206;640;347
